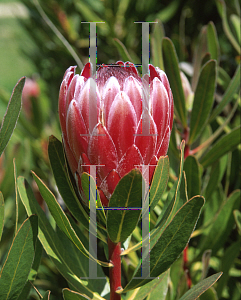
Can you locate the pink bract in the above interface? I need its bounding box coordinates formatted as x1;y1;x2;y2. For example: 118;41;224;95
58;61;173;206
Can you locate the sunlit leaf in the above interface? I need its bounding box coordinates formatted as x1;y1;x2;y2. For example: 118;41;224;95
179;272;222;300
17;239;42;300
48;136;89;229
0;77;25;156
63;288;106;300
32;171;109;267
125;271;168;300
17;177;106;295
150;156;169;211
0;215;38;300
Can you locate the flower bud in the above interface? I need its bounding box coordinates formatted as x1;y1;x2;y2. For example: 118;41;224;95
58;62;173;205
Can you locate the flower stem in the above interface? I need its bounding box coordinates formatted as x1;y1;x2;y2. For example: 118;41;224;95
183;245;192;288
108;237;122;300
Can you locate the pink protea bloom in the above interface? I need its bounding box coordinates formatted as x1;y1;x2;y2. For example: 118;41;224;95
59;61;173;206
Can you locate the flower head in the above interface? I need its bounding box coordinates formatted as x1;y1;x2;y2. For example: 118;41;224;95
59;61;173;205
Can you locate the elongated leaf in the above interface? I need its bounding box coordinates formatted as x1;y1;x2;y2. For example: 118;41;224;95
191;26;208;91
63;288;102;300
32;171;109;267
17;239;42;300
0;77;25;156
233;209;241;235
113;38;133;62
198;190;240;256
189;60;216;144
184;155;201;199
216;0;240;52
217;241;240;297
151;21;165;70
17;177;106;298
48;136;89;229
200;126;241;168
0;215;38;300
162;38;187;127
230;14;241;44
207;22;219;61
121;141;185;257
210;64;240;121
179;272;222;300
125;271;168;300
122;196;205;292
107;169;143;243
155;141;185;228
81;172;106;226
150;156;169;210
0;192;4;241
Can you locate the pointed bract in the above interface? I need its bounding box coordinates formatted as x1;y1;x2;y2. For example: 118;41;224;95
59;62;173;205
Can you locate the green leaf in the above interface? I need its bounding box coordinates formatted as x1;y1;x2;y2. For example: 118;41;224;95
150;156;169;211
0;77;25;156
230;14;241;44
216;241;240;297
200;126;241;168
207;22;219;61
233;209;241;235
17;239;42;300
48;136;89;229
198;190;240;256
0;215;38;300
113;38;133;62
0;192;4;241
122;196;205;291
199;287;218;300
121;142;185;256
81;172;106;226
107;169;143;243
125;271;168;300
155;0;181;23
179;272;222;300
155;141;185;229
43;291;51;300
151;21;165;70
209;64;240;121
17;177;106;297
162;38;187;128
184;155;201;199
31;171;109;267
63;288;105;300
216;0;240;52
189;60;216;144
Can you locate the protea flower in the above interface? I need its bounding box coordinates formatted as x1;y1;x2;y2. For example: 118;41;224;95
58;61;173;206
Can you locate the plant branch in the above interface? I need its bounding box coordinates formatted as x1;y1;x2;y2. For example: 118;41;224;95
108;238;122;300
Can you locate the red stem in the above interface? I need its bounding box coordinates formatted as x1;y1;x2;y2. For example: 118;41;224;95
183;246;192;288
108;238;122;300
